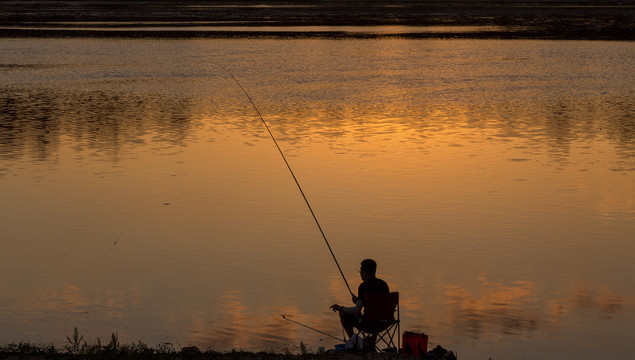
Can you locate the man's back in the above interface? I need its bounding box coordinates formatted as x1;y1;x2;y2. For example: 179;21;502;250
359;277;389;301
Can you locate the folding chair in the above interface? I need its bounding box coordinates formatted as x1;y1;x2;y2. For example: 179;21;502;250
356;291;400;353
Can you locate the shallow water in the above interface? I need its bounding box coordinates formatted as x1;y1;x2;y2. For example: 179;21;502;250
1;38;634;359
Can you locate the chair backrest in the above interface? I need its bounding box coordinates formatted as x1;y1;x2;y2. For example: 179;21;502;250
363;292;399;322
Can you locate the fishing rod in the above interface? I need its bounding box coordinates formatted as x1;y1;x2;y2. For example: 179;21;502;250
219;65;355;297
281;314;345;342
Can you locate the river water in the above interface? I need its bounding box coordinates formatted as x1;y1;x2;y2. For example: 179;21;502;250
1;38;634;359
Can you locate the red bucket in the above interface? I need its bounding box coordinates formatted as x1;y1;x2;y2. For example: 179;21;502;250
402;331;428;356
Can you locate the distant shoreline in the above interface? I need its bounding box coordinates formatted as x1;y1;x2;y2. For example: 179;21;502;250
0;27;632;40
1;0;633;40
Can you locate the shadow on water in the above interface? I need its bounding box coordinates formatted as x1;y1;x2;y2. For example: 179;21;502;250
1;85;634;167
0;88;197;162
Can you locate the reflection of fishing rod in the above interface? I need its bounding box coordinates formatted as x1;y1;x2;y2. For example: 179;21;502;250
220;65;355;297
281;314;345;342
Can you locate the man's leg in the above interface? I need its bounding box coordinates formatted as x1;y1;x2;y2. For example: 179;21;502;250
365;334;377;352
338;312;355;338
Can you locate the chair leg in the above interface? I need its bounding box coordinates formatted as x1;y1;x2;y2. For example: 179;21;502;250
357;323;400;353
374;325;399;353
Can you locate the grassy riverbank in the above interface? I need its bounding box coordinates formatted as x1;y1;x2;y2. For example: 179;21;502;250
0;327;408;360
0;344;382;360
0;345;401;360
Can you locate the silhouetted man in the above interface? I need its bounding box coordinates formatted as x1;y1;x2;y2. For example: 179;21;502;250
330;258;389;339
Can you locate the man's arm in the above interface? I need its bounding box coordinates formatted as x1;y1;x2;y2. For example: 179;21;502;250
337;299;363;314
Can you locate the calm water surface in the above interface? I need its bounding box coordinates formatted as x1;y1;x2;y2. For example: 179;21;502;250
1;39;634;359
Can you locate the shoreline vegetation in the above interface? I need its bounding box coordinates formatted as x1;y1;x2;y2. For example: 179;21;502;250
0;328;405;360
0;0;634;40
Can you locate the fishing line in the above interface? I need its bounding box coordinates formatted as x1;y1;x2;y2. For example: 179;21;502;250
105;232;123;259
219;65;354;297
281;314;345;342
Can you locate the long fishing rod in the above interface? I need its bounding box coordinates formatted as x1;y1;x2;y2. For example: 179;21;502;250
281;314;345;342
220;65;355;297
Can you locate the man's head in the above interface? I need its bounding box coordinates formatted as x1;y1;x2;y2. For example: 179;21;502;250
360;259;377;280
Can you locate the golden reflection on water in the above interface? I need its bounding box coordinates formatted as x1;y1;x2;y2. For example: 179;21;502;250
445;279;540;338
1;39;634;359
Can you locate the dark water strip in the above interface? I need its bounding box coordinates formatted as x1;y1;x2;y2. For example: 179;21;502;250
1;0;633;40
0;27;631;40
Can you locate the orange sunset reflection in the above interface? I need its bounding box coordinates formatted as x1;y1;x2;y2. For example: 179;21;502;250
441;276;632;339
444;279;540;338
1;38;633;359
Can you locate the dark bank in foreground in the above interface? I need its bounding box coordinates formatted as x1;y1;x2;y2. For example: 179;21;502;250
1;327;455;360
0;0;633;40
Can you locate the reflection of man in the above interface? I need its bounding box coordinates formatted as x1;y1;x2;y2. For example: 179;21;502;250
330;259;389;339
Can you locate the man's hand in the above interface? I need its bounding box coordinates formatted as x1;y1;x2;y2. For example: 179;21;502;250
330;304;341;312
